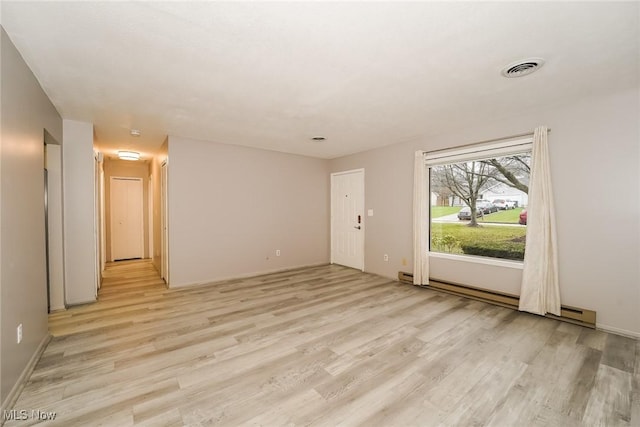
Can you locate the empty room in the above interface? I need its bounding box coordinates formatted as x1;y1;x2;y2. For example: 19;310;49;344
1;1;639;426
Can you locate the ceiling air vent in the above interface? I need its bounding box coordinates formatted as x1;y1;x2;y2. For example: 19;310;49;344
501;58;545;78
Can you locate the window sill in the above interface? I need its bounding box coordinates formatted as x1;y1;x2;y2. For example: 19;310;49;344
428;251;524;269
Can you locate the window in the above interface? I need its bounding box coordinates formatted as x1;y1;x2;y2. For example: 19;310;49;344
427;138;532;261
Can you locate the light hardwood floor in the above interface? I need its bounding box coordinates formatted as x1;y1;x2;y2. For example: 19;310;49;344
6;260;639;426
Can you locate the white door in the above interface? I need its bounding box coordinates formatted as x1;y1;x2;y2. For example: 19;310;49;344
111;177;144;261
331;169;365;270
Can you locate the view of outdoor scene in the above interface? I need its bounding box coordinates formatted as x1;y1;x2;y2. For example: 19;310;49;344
430;153;531;261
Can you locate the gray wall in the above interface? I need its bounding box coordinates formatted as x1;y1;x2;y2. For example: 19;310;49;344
0;28;62;407
329;88;640;337
168;136;330;287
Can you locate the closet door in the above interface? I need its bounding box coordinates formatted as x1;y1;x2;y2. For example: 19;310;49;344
111;177;144;261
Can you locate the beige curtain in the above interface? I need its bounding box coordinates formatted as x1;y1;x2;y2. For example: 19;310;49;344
413;151;429;285
519;126;560;315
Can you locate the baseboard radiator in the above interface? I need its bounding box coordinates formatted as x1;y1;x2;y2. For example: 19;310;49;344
398;271;596;329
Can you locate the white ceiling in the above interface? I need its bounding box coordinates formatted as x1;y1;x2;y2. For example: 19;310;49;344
2;2;638;159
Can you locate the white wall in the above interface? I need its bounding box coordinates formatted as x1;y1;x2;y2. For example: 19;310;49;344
329;88;640;337
46;144;65;311
62;119;97;305
168;136;330;287
0;27;62;408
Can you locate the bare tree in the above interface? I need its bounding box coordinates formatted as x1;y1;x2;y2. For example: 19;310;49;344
480;154;530;194
432;161;494;227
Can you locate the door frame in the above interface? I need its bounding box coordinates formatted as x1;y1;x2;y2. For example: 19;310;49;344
109;176;145;262
161;160;169;284
148;175;153;265
95;152;104;292
44;168;51;311
330;168;365;271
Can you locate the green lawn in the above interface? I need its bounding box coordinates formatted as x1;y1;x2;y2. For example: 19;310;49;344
478;207;524;224
431;206;461;218
431;222;526;260
431;206;522;222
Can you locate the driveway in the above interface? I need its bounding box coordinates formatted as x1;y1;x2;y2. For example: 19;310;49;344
433;213;462;223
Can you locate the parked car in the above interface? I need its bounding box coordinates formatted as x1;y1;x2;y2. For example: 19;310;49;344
457;206;482;220
476;200;498;214
492;199;508;210
519;209;527;225
505;200;517;209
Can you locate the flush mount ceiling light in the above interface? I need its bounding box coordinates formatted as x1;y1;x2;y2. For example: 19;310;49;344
130;129;141;137
118;150;140;161
501;58;545;78
311;136;327;142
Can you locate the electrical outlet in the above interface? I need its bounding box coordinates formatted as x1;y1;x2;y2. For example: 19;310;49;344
276;249;281;257
383;254;389;262
17;324;23;344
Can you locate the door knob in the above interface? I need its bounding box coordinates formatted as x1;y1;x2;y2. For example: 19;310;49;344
354;226;361;230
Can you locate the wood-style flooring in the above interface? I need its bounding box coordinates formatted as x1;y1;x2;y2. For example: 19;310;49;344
6;260;640;426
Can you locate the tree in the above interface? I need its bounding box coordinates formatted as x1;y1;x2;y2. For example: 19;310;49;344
432;161;494;227
480;154;530;194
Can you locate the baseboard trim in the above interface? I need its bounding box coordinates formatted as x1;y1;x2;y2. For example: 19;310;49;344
1;334;51;425
65;297;97;307
169;262;330;289
398;271;597;329
596;323;640;339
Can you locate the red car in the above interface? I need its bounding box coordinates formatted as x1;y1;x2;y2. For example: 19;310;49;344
519;210;527;225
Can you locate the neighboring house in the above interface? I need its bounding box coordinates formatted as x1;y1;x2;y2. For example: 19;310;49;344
481;183;529;208
431;192;465;207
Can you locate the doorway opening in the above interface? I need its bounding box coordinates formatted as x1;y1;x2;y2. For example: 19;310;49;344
44;135;66;312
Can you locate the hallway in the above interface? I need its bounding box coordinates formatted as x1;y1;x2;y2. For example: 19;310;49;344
49;259;167;337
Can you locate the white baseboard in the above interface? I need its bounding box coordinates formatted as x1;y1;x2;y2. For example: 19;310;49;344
596;323;640;339
1;334;51;424
169;262;329;289
65;297;96;307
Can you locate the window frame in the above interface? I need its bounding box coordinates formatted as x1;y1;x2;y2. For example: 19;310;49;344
428;251;525;269
426;136;532;263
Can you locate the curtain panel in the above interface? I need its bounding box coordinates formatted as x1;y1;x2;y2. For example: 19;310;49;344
519;126;561;315
413;151;429;285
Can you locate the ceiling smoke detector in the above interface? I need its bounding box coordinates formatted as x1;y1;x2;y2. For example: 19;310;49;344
501;58;545;78
130;129;141;137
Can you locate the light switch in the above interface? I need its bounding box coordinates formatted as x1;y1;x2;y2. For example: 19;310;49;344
367;209;374;217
